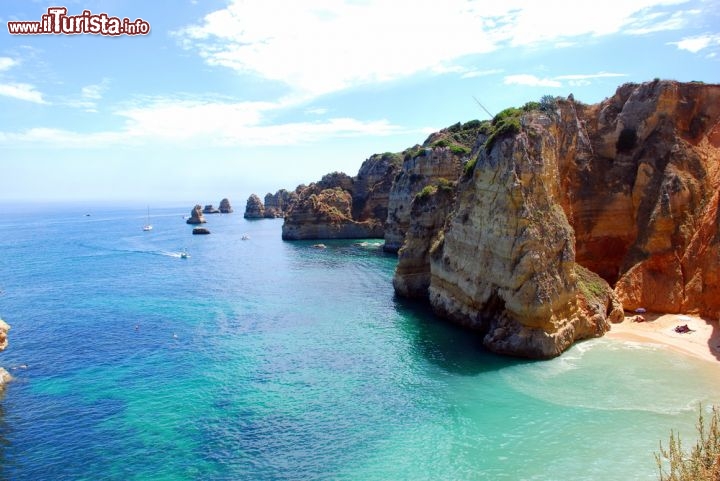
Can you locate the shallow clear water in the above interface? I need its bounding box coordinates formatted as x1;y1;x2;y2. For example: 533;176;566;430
0;204;718;480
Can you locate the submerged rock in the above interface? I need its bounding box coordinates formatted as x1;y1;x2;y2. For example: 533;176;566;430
186;205;207;225
192;227;211;235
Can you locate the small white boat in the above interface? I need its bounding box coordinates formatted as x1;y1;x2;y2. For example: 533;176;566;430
241;234;250;240
180;250;189;259
142;206;153;231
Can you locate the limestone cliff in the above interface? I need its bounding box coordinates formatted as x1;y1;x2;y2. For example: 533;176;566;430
394;80;718;357
426;111;623;358
264;189;297;218
563;80;720;318
384;120;486;252
393;180;456;299
243;194;265;219
281;154;401;240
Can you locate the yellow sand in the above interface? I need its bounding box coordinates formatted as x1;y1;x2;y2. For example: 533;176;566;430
606;313;720;365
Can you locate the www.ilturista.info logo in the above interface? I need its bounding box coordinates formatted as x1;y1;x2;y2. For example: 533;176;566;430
7;7;150;36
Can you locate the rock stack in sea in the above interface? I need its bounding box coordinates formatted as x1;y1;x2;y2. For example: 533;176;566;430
0;319;11;388
243;190;298;219
383;121;484;252
281;153;403;240
219;198;233;214
244;194;266;219
186;204;207;224
264;189;297;218
203;204;220;214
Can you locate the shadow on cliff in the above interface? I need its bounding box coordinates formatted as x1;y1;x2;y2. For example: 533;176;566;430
392;296;528;376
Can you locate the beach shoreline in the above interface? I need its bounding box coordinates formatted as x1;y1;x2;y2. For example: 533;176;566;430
605;313;720;365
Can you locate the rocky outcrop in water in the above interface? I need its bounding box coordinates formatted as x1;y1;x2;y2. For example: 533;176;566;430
203;204;220;214
0;319;11;388
264;189;297;218
219;198;233;214
186;205;207;224
192;227;211;235
384;121;485;252
244;194;265;219
281;154;402;240
425;111;624;358
393;180;457;299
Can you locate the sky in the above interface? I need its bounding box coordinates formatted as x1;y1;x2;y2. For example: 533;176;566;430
0;0;718;205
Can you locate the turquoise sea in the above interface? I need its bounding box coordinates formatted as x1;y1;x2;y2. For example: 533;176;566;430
0;204;718;480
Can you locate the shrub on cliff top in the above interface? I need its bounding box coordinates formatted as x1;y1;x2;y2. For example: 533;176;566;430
656;405;720;481
484;107;522;153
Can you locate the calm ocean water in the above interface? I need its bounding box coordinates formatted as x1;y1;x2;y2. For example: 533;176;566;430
0;204;718;480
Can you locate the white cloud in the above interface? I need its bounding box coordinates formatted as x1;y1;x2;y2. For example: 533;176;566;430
0;57;18;72
504;74;562;88
0;96;405;148
461;69;504;79
0;82;46;103
670;33;720;52
61;80;111;112
81;80;109;100
306;107;328;115
554;72;628;80
504;72;629;88
176;0;691;98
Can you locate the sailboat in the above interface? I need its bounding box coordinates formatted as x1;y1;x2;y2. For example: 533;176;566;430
142;207;153;231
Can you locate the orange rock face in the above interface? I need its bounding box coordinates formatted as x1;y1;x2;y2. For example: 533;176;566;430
562;81;720;318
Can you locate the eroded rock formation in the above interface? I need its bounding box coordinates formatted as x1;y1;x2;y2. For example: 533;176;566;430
384;121;485;252
264;189;297;218
203;204;220;214
561;81;720;318
255;80;718;358
425;114;624;358
219;198;233;213
0;319;11;388
394;80;719;357
186;205;207;224
393;181;456;299
244;194;265;219
281;154;402;240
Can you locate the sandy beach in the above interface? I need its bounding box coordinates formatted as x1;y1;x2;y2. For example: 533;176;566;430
606;313;720;365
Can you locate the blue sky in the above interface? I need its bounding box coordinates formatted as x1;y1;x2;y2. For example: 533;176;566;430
1;0;718;204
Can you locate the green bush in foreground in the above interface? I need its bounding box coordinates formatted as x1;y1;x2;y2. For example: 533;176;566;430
656;406;720;481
